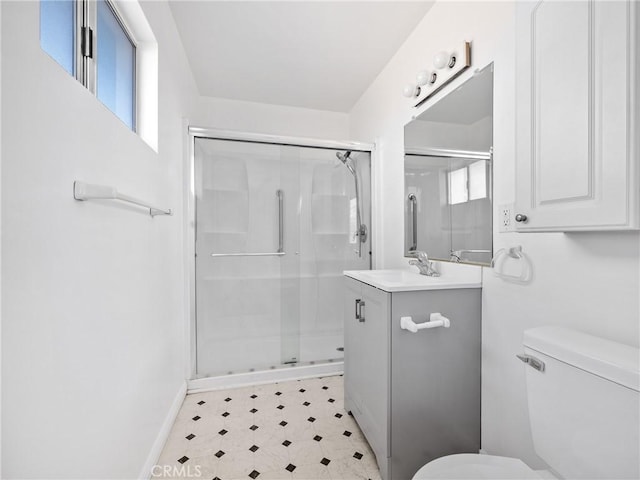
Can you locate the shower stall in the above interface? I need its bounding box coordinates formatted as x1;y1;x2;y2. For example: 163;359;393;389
188;128;372;383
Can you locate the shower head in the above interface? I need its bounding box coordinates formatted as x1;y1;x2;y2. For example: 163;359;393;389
336;150;356;176
336;150;352;163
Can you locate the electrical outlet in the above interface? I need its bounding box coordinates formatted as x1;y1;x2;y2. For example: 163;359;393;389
499;204;514;232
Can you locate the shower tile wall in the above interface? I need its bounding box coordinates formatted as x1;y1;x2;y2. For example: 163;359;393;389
195;139;370;377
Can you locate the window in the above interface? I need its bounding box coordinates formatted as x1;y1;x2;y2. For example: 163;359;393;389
40;0;136;130
96;0;136;130
448;166;468;205
40;0;76;75
467;160;487;201
448;160;488;205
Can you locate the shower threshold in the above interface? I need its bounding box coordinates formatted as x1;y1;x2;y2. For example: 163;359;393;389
188;359;344;394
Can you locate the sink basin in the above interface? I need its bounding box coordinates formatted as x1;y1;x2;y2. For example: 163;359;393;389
343;268;482;292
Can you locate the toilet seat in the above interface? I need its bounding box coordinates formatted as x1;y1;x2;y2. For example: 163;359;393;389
412;453;544;479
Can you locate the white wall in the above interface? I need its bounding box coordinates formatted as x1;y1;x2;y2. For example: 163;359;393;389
1;1;197;478
349;0;640;469
193;96;350;140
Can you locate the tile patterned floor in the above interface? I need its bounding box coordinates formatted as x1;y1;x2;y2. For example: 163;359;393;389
156;375;381;480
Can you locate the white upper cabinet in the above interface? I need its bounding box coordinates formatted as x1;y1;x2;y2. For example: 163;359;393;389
515;0;639;231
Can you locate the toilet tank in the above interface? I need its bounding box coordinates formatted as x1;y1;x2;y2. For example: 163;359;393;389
523;326;640;479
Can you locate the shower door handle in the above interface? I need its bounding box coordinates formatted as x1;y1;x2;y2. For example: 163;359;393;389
408;193;417;252
277;189;284;254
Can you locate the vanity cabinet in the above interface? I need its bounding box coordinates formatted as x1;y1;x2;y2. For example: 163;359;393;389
344;275;481;480
514;0;639;231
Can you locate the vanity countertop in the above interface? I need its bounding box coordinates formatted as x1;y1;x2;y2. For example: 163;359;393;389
344;268;482;292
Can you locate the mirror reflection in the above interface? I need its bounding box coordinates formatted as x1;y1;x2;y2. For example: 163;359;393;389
404;63;493;266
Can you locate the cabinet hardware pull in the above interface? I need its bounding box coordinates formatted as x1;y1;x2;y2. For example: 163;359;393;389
359;301;366;322
355;299;361;320
515;213;528;223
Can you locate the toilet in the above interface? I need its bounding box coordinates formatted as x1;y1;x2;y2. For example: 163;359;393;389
413;326;640;480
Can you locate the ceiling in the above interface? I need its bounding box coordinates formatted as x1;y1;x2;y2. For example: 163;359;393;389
168;1;435;112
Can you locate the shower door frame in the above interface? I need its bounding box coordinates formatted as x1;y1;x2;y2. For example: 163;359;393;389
185;126;375;389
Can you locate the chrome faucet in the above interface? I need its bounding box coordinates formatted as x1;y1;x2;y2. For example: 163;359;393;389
409;251;440;277
450;249;492;263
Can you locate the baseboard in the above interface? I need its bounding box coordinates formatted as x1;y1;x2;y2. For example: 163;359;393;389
138;381;188;479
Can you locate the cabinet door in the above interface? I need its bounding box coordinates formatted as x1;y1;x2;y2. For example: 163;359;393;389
358;283;391;460
343;278;391;479
390;289;481;480
515;0;639;231
344;278;363;415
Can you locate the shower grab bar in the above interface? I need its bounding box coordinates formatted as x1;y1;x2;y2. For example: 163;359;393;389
210;189;285;258
73;181;172;217
277;189;284;253
408;193;417;252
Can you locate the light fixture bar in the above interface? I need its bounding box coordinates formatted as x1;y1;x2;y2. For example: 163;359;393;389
402;41;472;108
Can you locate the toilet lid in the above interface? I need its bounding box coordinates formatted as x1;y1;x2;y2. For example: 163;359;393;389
413;454;543;480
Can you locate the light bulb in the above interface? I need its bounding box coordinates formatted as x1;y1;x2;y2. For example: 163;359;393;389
433;51;450;70
416;70;429;86
403;84;420;98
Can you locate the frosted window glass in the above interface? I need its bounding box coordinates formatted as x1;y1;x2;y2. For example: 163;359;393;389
448;167;468;205
468;161;487;200
40;0;75;75
97;0;135;130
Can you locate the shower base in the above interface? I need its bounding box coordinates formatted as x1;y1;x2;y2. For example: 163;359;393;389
188;361;343;393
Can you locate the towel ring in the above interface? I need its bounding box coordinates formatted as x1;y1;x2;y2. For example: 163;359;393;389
491;246;531;282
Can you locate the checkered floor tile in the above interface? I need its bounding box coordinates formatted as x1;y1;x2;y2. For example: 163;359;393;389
155;375;381;479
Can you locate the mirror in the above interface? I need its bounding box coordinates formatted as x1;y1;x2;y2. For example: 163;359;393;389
404;63;493;266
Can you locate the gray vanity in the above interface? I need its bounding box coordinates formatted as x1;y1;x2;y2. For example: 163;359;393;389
343;269;481;480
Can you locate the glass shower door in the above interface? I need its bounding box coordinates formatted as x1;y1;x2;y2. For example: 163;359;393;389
293;147;370;364
194;138;371;378
195;138;301;376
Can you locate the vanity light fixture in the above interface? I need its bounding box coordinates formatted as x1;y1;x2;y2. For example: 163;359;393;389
416;70;429;86
402;41;472;105
403;71;438;98
433;51;456;70
403;84;421;98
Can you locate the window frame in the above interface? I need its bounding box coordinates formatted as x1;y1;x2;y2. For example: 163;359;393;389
447;160;489;206
94;0;138;131
46;0;138;131
41;0;157;147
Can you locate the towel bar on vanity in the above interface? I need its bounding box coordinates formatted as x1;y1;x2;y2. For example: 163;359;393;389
400;313;451;333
